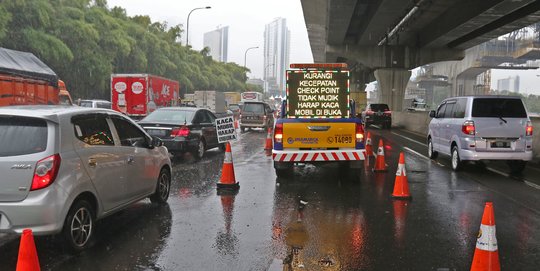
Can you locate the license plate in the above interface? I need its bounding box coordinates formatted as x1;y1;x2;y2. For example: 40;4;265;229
490;141;510;148
147;129;166;136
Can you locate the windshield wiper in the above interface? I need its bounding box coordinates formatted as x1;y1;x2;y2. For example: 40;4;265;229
499;116;507;123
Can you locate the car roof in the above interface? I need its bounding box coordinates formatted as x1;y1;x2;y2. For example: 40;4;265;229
445;95;522;100
0;105;119;123
154;107;201;112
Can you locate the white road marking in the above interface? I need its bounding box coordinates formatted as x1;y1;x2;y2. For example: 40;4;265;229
403;147;429;160
391;132;427;147
486;167;540;190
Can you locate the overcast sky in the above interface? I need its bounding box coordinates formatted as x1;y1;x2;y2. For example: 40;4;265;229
107;0;313;79
106;1;539;94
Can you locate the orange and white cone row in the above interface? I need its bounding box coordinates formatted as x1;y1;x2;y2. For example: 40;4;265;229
471;202;500;271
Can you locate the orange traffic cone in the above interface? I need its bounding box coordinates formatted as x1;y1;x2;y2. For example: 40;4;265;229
471;202;500;271
392;152;411;199
264;128;273;151
217;142;240;191
373;139;387;172
16;229;40;271
365;132;373;157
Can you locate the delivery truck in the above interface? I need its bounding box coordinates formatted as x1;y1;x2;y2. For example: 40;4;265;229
0;47;73;106
111;74;179;117
193;90;227;114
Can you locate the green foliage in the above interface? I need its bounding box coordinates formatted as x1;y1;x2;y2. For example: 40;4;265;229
0;1;251;99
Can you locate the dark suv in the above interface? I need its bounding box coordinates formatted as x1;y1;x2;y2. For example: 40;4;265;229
362;103;392;129
239;102;274;132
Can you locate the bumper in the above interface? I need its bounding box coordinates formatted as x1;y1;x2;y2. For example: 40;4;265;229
272;149;366;162
459;149;533;161
162;138;198;153
365;116;391;124
0;187;66;235
240;122;266;128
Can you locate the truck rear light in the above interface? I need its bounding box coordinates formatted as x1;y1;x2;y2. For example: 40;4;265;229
31;154;61;191
462;120;475;135
356;123;364;142
526;121;533;136
274;123;283;143
171;126;190;137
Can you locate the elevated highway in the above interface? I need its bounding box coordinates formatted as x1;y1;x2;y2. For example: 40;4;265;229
301;0;540;110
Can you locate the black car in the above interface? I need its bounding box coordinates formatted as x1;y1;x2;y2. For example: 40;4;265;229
362;103;392;129
138;107;224;159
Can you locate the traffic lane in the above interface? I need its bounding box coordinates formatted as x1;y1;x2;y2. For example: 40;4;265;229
373;127;540;210
386;126;540;189
363;126;540;269
271;129;540;270
155;129;278;270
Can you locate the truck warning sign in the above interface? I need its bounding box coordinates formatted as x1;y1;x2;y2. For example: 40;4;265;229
286;70;349;118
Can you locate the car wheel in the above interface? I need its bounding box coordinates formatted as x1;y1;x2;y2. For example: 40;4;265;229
150;168;171;204
63;199;95;252
451;146;462;171
507;160;527;175
240;126;246;133
192;139;206;160
427;138;438;159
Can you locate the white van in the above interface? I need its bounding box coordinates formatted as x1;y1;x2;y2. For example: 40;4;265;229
427;96;533;173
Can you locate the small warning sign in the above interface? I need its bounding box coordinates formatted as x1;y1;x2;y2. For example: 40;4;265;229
216;116;237;143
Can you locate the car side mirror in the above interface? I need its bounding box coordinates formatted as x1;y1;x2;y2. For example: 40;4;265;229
429;110;436;118
149;136;163;148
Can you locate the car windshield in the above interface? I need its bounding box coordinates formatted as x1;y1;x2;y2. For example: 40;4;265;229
472;98;527;118
0;116;48;156
370;104;389;111
229;105;240;111
142;110;194;123
243;103;264;113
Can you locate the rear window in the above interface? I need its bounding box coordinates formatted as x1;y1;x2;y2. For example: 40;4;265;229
243;103;264;113
472;98;527;118
0;116;48;156
370;104;389;111
142;109;195;123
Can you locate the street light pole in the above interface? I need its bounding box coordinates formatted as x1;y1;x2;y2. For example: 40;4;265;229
244;46;259;68
186;6;211;47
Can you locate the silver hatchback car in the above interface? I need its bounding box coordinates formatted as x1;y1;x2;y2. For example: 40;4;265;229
428;96;533;173
0;106;171;251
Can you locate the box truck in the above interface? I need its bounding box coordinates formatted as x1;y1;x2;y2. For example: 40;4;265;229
0;47;73;106
193;90;227;113
111;74;179;117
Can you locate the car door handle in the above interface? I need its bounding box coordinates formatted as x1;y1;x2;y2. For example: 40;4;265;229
446;125;450;128
88;158;97;167
127;156;135;165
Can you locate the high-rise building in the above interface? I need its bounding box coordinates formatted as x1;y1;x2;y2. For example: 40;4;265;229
264;18;290;96
203;26;229;62
496;75;520;93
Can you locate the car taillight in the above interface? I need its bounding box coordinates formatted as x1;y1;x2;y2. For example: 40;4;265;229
384;109;392;115
31;154;61;191
356;123;364;142
462;120;475;135
366;110;373;115
526;121;533;136
171;126;190;137
274;123;283;143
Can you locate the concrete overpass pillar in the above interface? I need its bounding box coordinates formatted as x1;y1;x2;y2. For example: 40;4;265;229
374;68;411;111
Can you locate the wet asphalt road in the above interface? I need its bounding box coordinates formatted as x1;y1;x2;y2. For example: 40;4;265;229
1;127;540;270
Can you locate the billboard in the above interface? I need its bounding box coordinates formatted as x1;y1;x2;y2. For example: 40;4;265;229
286;70;349;118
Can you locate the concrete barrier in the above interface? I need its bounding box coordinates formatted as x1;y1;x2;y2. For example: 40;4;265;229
392;111;540;160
